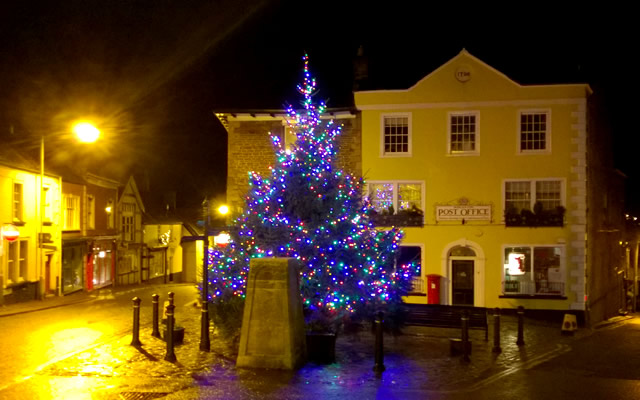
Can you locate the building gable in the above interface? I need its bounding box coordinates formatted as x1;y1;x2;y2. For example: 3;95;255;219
118;175;146;214
355;49;590;107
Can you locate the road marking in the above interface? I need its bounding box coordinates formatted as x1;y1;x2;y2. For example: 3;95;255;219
0;329;130;394
437;343;572;394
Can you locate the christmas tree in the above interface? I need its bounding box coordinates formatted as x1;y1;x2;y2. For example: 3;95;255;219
207;55;416;322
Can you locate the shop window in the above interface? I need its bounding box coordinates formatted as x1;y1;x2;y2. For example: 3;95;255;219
503;245;564;296
62;244;84;293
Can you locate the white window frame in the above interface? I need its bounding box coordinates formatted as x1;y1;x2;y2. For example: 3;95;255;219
398;243;424;294
501;244;565;296
6;239;29;285
518;109;551;154
43;185;53;223
121;202;135;242
12;181;24;223
503;178;565;215
87;195;95;230
447;111;480;156
380;113;412;157
63;194;80;231
106;199;114;229
366;180;425;214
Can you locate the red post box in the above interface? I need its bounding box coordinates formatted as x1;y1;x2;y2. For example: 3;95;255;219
427;274;442;304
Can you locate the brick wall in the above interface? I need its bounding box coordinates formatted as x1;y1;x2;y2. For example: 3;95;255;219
224;113;362;215
226;120;282;213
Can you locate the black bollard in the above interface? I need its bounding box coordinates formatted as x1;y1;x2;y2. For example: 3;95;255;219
200;300;210;351
461;310;470;362
373;311;385;373
164;302;177;362
168;291;175;305
516;305;525;346
130;297;142;346
152;294;160;338
492;307;502;353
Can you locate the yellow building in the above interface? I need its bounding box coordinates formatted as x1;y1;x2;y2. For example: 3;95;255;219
1;154;62;303
355;50;624;324
217;50;625;325
115;176;146;285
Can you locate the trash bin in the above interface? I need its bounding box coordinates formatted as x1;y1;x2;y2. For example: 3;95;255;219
427;274;442;304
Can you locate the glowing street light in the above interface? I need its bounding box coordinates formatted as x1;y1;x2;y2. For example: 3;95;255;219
200;201;229;351
37;120;100;299
217;205;229;215
72;121;101;143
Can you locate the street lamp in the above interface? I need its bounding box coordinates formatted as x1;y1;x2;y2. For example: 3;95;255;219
38;121;100;299
200;199;229;351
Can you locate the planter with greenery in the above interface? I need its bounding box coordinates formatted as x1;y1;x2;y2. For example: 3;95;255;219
370;205;424;227
304;308;342;364
505;203;565;227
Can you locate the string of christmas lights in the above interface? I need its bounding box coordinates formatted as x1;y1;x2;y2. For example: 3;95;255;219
205;54;417;318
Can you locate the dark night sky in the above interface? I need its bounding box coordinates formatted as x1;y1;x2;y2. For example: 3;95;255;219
1;1;637;216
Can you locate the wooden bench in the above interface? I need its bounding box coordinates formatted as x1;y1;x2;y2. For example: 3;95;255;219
405;304;489;340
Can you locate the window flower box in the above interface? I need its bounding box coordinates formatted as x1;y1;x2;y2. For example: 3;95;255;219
505;205;565;227
370;207;424;227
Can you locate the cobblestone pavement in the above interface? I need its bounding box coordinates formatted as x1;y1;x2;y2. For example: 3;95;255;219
1;288;633;399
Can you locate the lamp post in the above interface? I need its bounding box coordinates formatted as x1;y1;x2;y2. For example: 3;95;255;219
38;121;100;299
200;198;211;351
200;200;229;351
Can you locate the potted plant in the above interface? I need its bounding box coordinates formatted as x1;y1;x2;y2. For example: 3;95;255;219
161;318;185;345
304;308;342;364
505;204;565;227
370;205;424;227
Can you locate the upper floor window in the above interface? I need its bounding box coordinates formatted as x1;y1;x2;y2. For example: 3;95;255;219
63;194;80;231
519;110;550;153
43;186;53;223
504;179;564;226
122;216;134;241
121;202;135;241
448;111;479;155
366;181;424;226
87;195;95;230
381;113;411;156
106;199;114;229
13;182;23;223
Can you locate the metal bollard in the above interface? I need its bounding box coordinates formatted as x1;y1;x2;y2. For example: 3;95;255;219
492;307;502;353
373;311;385;373
168;291;175;305
200;299;210;351
516;306;525;346
152;294;160;338
461;310;470;362
164;301;177;362
130;297;142;346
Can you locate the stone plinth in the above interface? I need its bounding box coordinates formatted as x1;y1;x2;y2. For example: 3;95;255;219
236;258;306;369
